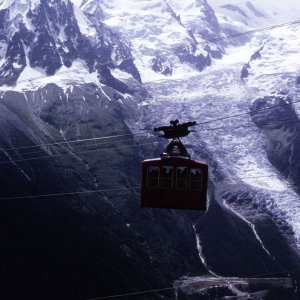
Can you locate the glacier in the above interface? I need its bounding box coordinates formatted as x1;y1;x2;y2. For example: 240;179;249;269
137;25;300;247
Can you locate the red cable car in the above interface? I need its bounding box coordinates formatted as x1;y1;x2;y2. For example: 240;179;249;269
141;120;208;210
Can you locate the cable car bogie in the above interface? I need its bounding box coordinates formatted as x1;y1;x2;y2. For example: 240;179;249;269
141;120;208;211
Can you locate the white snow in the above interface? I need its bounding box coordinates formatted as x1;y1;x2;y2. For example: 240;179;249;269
223;200;273;257
98;85;111;101
84;0;203;82
167;0;213;41
12;62;23;69
0;0;37;38
245;25;300;95
0;0;14;10
0;41;7;59
209;0;300;22
193;224;217;275
7;0;29;20
110;68;134;81
1;149;32;181
73;5;97;41
70;0;83;8
29;0;41;10
0;59;101;92
250;0;300;22
58;27;67;42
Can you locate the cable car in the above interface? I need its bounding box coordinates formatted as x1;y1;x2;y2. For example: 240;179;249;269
141;120;208;210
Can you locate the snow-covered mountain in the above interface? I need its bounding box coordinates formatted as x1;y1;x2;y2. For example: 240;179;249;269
0;0;141;91
211;1;269;46
134;4;300;294
79;0;224;81
1;0;300;299
210;0;300;22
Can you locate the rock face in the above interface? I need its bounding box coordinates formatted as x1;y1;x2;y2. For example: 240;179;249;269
241;46;263;79
250;94;300;194
0;31;26;85
151;55;173;75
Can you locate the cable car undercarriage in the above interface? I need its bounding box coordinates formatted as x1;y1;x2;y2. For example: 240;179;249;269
141;120;208;211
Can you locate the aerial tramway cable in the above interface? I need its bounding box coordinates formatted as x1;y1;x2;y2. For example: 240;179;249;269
0;115;298;164
0;170;292;202
0;141;155;165
207;19;300;43
0;133;147;152
0;137;140;159
195;99;300;126
0;187;141;202
1;18;300;153
0;133;150;155
0;18;299;198
1;95;300;157
84;267;300;300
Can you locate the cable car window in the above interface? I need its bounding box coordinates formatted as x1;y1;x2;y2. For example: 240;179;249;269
176;166;188;189
190;168;202;190
161;166;173;188
147;166;160;188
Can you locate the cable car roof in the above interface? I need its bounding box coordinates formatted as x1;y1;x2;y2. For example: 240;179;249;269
142;157;207;165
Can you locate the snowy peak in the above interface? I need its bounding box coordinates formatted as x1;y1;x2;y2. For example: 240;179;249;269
0;0;140;90
241;22;300;96
207;1;270;47
168;0;221;40
250;0;300;23
245;1;265;18
218;1;266;26
80;0;104;21
81;0;224;81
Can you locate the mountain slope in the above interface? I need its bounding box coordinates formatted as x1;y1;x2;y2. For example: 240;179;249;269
0;0;140;90
80;0;224;81
1;0;300;299
0;82;207;299
135;17;300;295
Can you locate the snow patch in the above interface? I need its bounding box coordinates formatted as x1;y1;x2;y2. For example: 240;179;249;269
0;41;7;59
223;200;273;257
193;223;216;275
110;68;134;81
0;0;14;10
70;0;83;8
1;149;32;181
98;85;111;101
0;59;100;92
245;25;300;95
12;62;23;69
95;0;208;81
73;5;97;40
